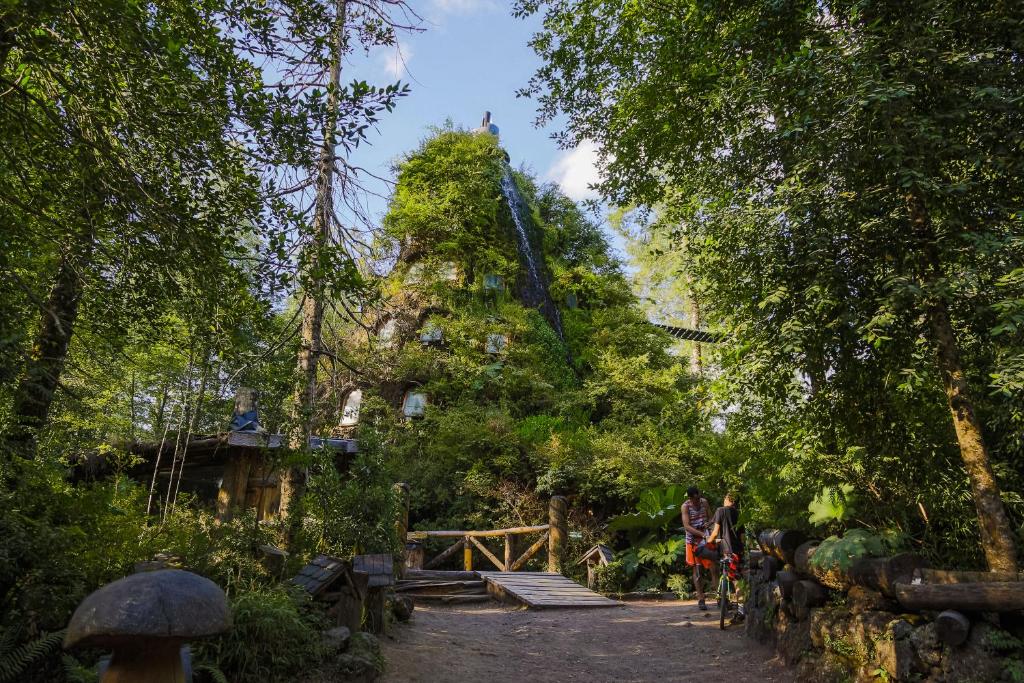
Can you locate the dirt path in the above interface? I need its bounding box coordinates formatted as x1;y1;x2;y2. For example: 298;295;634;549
379;600;792;683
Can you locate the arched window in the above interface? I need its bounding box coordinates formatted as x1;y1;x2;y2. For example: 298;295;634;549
420;322;443;346
402;391;427;419
379;318;397;344
404;262;425;285
440;262;460;282
340;389;362;426
485;333;508;355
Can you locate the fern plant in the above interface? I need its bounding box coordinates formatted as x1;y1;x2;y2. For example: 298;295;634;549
0;627;66;683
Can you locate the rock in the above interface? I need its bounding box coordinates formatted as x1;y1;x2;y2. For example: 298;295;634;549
871;618;918;681
909;622;942;669
336;632;384;683
389;594;414;622
940;622;1008;683
322;626;351;652
848;586;897;614
348;632;382;662
335;653;379;683
776;606;814;665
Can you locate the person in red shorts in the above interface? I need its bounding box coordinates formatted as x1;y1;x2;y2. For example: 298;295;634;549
681;486;717;610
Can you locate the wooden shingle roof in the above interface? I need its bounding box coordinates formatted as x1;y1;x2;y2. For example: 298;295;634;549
292;555;353;597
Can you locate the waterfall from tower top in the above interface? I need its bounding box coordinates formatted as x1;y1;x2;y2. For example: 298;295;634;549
499;165;564;339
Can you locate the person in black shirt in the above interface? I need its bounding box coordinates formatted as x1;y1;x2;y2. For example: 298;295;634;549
706;492;744;558
705;492;745;621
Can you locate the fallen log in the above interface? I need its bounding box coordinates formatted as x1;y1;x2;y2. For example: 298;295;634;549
794;543;923;597
761;556;782;582
848;553;925;598
935;610;971;646
793;579;829;608
894;582;1024;613
758;529;806;565
776;570;797;600
914;568;1024;584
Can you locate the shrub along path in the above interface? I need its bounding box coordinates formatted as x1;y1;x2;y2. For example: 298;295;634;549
379;600;793;682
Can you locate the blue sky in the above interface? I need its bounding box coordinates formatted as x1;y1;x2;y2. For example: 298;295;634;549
345;0;604;230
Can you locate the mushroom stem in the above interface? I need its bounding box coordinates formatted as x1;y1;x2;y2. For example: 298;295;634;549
103;639;185;683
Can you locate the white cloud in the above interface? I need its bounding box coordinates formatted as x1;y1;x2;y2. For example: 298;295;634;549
380;41;414;79
430;0;497;14
545;140;602;201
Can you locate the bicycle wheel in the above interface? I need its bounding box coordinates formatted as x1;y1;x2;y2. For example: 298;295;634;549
719;574;729;630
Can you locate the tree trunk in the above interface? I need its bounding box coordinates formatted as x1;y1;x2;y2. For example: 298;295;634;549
279;0;347;532
906;192;1018;573
689;289;703;376
6;223;93;460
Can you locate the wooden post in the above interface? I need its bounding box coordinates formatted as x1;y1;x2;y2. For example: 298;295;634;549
406;541;425;571
215;451;251;522
233;387;257;421
548;495;568;573
393;482;410;578
463;536;473;571
504;534;514;572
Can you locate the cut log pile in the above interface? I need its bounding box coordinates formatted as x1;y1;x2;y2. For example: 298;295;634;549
748;528;1023;681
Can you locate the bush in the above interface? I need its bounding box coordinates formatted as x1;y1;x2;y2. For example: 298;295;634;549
194;586;327;683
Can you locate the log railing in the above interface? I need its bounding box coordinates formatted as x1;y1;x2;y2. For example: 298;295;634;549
406;496;568;573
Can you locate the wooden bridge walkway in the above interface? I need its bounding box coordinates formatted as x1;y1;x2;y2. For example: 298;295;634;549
478;571;620;608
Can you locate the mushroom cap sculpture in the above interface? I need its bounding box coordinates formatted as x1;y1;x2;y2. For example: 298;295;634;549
65;569;230;682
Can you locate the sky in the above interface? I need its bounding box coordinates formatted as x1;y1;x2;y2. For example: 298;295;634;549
344;0;606;233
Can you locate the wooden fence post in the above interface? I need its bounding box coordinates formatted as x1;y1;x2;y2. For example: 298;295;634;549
463;536;473;571
548;495;568;573
504;533;514;572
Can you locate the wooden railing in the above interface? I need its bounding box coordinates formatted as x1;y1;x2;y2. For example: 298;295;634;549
405;496;568;573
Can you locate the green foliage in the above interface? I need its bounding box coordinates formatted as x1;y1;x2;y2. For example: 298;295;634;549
635;536;686;570
808;485;856;527
608;485;686;534
516;0;1024;567
810;529;907;572
0;628;65;683
666;573;692;599
304;451;400;557
592;560;629;594
194;586;326;683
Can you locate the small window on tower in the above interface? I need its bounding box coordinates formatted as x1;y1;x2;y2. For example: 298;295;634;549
379;318;397;344
340;390;362;426
483;273;504;292
402;391;427;419
485;333;508;355
420;322;443;346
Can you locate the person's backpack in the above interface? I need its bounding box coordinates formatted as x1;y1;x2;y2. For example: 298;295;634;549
694;539;719;562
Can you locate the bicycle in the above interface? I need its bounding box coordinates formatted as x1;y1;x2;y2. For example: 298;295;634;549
716;550;743;630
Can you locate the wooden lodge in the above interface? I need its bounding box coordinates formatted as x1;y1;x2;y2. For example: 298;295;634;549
103;388;358;521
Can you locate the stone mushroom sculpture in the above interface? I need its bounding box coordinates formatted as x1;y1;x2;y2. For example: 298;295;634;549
64;569;231;683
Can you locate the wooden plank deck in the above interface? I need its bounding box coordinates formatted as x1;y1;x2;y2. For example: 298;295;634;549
478;571;620;608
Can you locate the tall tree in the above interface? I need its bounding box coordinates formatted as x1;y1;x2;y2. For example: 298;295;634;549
517;0;1024;570
265;0;418;527
0;0;300;463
